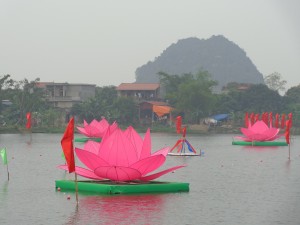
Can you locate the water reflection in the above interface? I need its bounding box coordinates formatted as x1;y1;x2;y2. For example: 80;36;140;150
64;194;165;225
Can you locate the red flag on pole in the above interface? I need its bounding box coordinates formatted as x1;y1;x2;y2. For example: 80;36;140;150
275;113;279;128
26;112;31;129
285;119;292;145
182;126;187;138
244;112;249;128
250;113;254;125
176;116;182;134
61;117;75;173
269;112;273;127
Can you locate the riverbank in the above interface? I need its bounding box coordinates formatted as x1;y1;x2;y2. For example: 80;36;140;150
1;123;298;135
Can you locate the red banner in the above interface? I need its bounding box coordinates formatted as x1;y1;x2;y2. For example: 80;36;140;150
61;117;75;173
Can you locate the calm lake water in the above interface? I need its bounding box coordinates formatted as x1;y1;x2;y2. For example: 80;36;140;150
0;132;299;225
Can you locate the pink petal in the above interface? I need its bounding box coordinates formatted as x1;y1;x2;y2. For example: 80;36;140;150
140;165;186;181
94;166;141;181
58;165;104;180
130;154;166;175
140;128;152;159
240;127;256;138
124;126;143;157
249;121;269;134
83;120;88;127
83;140;101;155
152;147;170;157
77;127;89;136
99;128;139;166
75;147;110;170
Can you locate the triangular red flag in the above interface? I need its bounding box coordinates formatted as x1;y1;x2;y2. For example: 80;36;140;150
61;117;75;173
176;116;182;134
26;112;31;129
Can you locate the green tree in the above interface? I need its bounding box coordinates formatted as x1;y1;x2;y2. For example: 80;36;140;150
159;70;218;123
239;84;283;113
264;72;287;93
0;74;14;112
71;86;118;123
112;96;138;125
283;85;300;126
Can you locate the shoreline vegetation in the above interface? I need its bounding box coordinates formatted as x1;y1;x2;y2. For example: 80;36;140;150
1;123;299;135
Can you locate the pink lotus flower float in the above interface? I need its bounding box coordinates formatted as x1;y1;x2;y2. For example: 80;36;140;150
59;126;185;182
77;118;117;138
235;120;281;142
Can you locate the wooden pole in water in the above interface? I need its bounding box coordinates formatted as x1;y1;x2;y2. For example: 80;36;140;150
6;163;9;181
75;173;79;205
288;143;291;160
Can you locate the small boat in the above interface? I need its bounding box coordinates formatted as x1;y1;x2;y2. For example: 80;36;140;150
167;152;201;156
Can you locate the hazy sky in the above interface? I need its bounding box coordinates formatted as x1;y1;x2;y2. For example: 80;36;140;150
1;0;299;90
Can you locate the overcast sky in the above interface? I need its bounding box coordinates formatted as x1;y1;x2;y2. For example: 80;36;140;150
1;0;299;90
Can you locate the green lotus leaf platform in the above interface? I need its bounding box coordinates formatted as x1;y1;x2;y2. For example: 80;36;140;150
55;180;189;195
232;140;288;146
74;137;101;143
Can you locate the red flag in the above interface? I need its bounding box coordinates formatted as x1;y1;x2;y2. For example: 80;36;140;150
250;113;254;125
244;112;249;128
254;113;259;122
288;113;293;127
269;112;273;127
262;112;268;125
176;116;182;134
285;119;292;144
275;113;279;128
61;117;75;173
26;112;31;129
182;126;187;137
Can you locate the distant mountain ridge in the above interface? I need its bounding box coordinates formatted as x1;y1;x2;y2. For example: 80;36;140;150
135;35;264;91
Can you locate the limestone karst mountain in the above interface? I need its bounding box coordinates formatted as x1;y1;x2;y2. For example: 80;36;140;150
135;35;264;91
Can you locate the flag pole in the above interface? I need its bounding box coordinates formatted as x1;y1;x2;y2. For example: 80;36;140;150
5;148;9;181
75;173;79;205
288;144;290;160
6;163;9;181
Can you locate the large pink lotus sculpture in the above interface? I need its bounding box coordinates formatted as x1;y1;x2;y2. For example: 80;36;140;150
235;120;281;142
77;118;117;138
59;126;185;182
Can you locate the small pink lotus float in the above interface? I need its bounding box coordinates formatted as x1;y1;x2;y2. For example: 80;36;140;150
235;120;281;142
232;120;288;146
77;118;115;138
75;118;118;143
59;126;185;182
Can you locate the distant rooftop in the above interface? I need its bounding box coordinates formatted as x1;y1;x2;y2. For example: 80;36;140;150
36;82;96;88
116;83;160;91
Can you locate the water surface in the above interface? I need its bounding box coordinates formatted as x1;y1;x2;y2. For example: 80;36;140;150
0;133;299;225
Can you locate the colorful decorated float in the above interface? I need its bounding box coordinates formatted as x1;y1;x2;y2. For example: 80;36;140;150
168;116;201;156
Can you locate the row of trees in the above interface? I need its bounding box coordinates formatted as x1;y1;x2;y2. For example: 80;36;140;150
1;71;300;129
